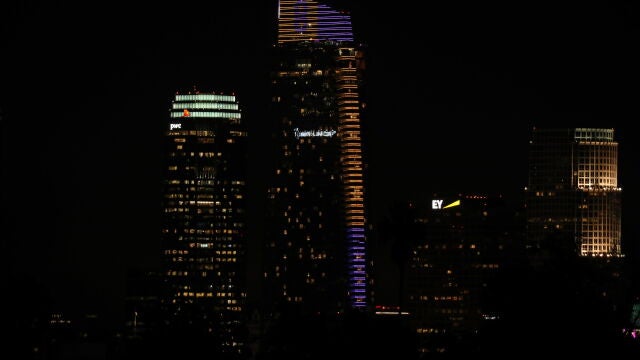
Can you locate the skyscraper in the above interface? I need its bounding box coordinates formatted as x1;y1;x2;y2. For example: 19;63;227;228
526;128;622;256
388;195;512;354
265;0;368;314
160;91;248;356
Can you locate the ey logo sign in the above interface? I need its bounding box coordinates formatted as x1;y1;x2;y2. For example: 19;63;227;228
432;199;461;210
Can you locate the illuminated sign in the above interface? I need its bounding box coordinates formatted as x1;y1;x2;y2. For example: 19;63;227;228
293;128;336;138
443;200;460;209
170;123;182;130
183;109;190;117
432;199;461;210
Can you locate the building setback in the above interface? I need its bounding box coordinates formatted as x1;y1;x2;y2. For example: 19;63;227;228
526;128;622;257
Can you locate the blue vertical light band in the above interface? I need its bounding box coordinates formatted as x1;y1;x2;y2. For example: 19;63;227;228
347;227;367;307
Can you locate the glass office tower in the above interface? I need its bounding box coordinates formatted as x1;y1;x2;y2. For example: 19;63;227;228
265;0;368;313
161;91;248;356
526;128;622;256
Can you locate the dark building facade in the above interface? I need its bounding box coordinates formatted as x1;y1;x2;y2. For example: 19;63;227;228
264;0;368;315
526;128;622;256
391;195;515;355
160;91;248;356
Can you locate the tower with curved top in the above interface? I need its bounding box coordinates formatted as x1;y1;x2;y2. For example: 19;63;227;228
161;91;248;356
526;127;622;257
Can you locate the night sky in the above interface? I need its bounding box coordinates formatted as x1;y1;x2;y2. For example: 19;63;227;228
3;0;639;328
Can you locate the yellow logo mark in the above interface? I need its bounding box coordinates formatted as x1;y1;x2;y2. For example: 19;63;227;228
442;200;460;209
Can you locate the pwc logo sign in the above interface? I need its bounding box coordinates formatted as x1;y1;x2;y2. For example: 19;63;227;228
432;199;461;210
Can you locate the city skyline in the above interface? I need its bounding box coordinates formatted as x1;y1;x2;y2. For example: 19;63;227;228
3;0;640;345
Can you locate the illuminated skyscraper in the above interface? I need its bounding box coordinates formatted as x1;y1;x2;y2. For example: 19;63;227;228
526;128;622;256
160;91;248;356
265;0;368;313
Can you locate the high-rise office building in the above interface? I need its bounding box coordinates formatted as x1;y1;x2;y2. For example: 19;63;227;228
265;0;368;313
395;195;512;354
526;128;622;257
160;91;248;356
